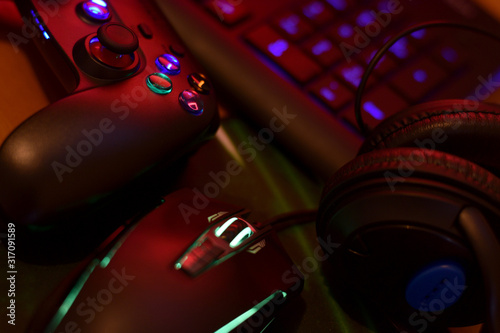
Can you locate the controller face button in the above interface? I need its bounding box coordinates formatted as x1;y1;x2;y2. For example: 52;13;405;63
146;73;173;94
81;1;111;22
188;73;211;94
179;90;204;115
97;23;139;55
89;37;135;68
155;54;181;75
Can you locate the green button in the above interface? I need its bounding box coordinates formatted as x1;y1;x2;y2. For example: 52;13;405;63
146;73;172;94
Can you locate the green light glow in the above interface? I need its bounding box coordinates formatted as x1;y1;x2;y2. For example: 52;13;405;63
214;291;287;333
44;259;100;333
146;73;172;95
100;238;125;269
229;227;253;248
214;217;238;237
100;256;111;268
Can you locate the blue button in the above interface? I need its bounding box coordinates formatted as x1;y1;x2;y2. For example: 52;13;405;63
155;54;181;75
146;73;172;95
82;1;110;21
179;90;204;115
405;261;466;311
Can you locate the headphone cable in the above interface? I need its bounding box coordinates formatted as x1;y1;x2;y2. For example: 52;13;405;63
354;20;500;136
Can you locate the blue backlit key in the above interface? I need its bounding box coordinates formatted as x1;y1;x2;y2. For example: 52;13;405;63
246;25;321;83
274;11;313;41
302;35;343;67
390;56;447;101
341;84;408;129
309;76;354;110
301;1;336;26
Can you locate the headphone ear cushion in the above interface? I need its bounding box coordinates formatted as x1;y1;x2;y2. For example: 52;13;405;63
322;147;500;213
359;100;500;175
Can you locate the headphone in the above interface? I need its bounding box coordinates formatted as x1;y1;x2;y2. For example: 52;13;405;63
317;22;500;333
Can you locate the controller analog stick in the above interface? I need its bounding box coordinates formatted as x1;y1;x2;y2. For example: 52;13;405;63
73;22;141;79
97;22;139;55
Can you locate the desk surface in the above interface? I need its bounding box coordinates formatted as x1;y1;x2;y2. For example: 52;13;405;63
1;0;500;332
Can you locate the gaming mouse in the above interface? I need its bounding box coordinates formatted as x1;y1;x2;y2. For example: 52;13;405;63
27;189;303;333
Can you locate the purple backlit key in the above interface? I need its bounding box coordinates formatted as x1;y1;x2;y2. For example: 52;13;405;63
390;56;447;101
274;11;313;41
309;76;354;110
341;84;408;129
302;36;343;67
301;1;336;26
246;25;322;83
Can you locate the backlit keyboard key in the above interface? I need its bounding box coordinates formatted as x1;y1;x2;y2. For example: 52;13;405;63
325;0;357;11
334;61;377;89
388;37;416;61
328;22;355;43
301;1;336;26
431;42;468;71
302;36;343;67
309;76;354;110
203;0;250;26
390;56;447;101
246;25;322;83
274;11;314;42
358;46;398;76
341;84;408;129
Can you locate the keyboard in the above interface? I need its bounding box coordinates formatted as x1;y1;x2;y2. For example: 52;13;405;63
155;0;500;180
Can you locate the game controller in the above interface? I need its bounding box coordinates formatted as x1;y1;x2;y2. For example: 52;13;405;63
0;0;218;228
27;188;303;333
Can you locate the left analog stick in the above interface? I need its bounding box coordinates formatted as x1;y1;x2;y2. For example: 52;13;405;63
73;22;141;79
97;22;139;55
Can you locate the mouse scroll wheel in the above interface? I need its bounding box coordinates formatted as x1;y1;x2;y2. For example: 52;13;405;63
214;217;254;248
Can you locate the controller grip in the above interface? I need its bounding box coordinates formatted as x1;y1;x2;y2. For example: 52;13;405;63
0;85;217;227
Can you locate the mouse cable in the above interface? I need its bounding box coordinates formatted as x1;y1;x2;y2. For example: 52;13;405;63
457;207;500;333
258;209;317;232
354;20;500;136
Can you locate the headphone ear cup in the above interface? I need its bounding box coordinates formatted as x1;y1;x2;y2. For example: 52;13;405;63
360;99;500;175
317;147;500;329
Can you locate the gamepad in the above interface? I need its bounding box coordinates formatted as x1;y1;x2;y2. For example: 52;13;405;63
0;0;218;228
